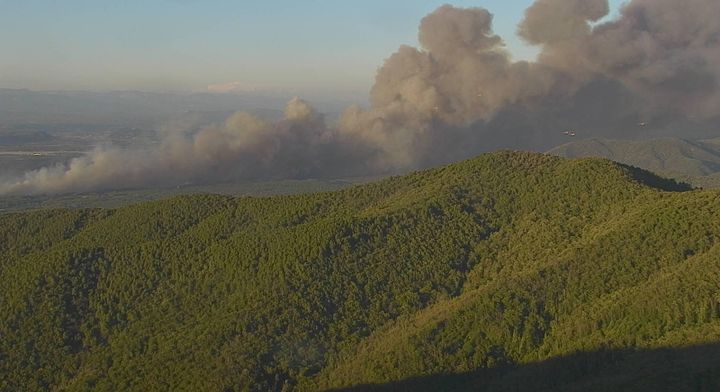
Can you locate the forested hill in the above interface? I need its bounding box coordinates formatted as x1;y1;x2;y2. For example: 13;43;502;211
549;137;720;188
2;151;720;391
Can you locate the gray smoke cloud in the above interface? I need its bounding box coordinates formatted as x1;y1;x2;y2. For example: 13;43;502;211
2;0;720;195
0;98;369;195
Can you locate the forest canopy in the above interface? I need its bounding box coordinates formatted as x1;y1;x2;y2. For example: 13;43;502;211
1;151;719;391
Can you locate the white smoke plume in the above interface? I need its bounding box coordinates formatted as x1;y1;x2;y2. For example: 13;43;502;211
2;0;720;195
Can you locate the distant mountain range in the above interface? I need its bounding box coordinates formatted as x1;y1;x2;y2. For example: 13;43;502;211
550;137;720;188
2;152;719;391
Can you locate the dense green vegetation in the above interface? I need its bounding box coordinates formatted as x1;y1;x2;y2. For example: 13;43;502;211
1;151;719;391
549;137;720;188
0;178;362;213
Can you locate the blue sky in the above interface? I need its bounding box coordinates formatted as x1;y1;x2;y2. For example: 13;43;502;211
0;0;625;94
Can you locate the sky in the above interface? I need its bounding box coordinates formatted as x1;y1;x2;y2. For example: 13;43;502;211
0;0;625;95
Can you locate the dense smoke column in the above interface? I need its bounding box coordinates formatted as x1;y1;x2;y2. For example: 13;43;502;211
2;0;719;195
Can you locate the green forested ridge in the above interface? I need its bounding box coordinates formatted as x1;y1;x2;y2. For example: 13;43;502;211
1;151;719;391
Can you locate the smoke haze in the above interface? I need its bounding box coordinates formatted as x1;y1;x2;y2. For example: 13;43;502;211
2;0;720;195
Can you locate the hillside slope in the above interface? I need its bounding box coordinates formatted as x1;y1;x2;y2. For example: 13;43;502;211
1;152;719;391
549;137;720;187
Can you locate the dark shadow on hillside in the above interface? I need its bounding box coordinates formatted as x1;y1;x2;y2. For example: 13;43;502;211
327;343;720;392
620;163;694;192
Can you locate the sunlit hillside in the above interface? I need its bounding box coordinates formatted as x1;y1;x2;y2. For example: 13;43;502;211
2;152;719;391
